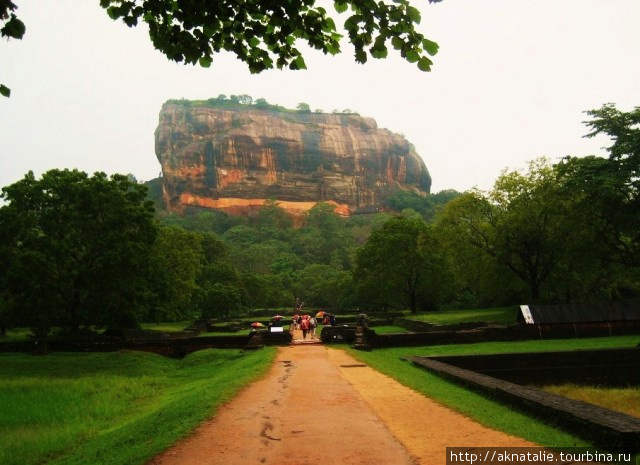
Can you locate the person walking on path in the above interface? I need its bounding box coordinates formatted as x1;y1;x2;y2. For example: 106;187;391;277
309;316;317;338
300;315;310;339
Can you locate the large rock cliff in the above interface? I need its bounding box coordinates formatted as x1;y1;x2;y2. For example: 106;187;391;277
155;101;431;220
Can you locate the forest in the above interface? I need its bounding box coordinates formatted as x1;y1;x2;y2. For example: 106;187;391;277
0;103;638;337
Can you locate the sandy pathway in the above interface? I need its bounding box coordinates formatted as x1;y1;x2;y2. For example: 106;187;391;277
147;345;535;465
148;344;416;465
327;348;535;465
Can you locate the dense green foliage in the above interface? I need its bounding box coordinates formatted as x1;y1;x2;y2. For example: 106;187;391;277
354;214;452;312
100;0;441;73
1;104;639;337
434;103;640;305
0;348;276;465
4;0;443;97
165;94;361;115
0;170;157;336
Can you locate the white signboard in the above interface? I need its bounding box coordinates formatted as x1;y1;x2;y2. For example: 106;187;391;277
520;305;535;324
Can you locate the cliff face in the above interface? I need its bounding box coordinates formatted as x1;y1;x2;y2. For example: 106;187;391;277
155;102;431;220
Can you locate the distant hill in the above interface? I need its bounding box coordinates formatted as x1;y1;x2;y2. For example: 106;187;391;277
153;99;431;222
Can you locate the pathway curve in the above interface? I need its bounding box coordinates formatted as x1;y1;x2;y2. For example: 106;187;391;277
147;345;535;465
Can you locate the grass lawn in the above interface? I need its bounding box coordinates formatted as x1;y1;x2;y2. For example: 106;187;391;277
342;335;640;447
0;348;276;465
542;385;640;418
197;329;252;337
371;325;410;334
139;321;192;332
3;322;194;341
404;306;519;325
0;328;32;342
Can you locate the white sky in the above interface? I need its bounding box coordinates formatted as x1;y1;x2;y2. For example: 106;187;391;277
1;1;639;193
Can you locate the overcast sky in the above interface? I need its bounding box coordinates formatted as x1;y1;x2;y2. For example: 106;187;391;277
1;1;639;193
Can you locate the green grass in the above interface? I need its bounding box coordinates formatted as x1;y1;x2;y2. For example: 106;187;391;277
3;322;193;341
542;385;640;418
197;329;252;337
371;325;410;334
139;321;192;332
0;348;276;465
405;306;519;325
342;335;640;447
1;328;33;342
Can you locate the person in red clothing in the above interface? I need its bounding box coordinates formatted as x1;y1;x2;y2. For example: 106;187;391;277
300;316;310;339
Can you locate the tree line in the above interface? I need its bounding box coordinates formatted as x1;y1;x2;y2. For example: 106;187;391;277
165;94;360;116
1;103;638;337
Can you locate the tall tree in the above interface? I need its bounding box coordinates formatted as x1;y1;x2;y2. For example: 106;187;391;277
435;155;638;304
149;226;204;321
488;159;572;301
354;214;435;312
299;202;351;267
434;192;521;306
576;104;640;266
197;233;244;319
0;169;157;336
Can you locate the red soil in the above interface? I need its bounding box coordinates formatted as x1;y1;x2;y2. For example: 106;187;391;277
147;344;537;465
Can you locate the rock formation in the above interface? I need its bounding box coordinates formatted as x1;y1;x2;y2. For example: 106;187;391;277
155;101;431;221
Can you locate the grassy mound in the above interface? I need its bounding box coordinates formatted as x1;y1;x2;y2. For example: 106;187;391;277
0;348;276;465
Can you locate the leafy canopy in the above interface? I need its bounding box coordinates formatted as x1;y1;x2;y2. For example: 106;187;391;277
100;0;442;73
3;1;441;96
0;0;25;97
0;169;157;336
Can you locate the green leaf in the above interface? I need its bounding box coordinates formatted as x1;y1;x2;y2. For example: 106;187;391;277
355;49;367;63
1;16;26;40
391;36;403;50
417;56;432;71
199;56;213;68
203;24;217;38
290;56;307;70
371;47;388;59
106;6;119;20
334;1;348;13
322;17;337;33
405;50;420;63
422;39;439;56
406;6;421;24
326;40;341;55
371;37;388;59
0;84;11;98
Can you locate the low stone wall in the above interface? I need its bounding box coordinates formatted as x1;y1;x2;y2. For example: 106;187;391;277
407;352;640;450
371;321;640;347
428;348;640;387
0;332;292;358
320;326;357;344
393;318;485;333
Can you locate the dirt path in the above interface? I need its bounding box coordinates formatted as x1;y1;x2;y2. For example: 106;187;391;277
147;345;534;465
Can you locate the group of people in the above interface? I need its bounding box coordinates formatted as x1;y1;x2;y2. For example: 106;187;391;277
290;314;317;340
288;311;337;340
